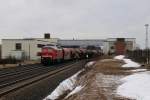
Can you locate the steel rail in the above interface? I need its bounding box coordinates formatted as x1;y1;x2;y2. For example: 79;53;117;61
0;61;73;78
0;64;42;76
0;62;75;86
0;61;83;97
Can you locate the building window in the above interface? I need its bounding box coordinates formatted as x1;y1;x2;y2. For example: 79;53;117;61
37;44;45;48
110;46;114;50
16;43;22;50
117;38;125;42
37;52;41;56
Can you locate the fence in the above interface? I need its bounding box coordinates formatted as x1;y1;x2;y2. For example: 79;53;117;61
0;57;21;64
126;49;150;64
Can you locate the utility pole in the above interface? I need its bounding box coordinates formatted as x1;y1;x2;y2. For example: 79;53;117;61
29;43;30;60
145;24;149;49
145;24;149;64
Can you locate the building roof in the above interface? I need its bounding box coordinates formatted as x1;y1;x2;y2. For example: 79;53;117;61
106;38;136;42
2;38;59;40
59;39;105;41
58;39;105;47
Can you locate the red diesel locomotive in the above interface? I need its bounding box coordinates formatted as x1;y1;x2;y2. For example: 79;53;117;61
40;44;82;65
40;44;98;65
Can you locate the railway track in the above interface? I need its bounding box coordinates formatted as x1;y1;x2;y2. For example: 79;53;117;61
0;61;73;78
0;62;74;88
0;61;84;97
0;64;43;76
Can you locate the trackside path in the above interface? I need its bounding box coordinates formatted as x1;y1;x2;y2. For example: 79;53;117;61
65;58;149;100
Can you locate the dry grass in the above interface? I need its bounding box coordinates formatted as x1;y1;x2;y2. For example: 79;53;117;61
0;64;17;69
0;60;40;69
66;58;134;100
94;59;133;75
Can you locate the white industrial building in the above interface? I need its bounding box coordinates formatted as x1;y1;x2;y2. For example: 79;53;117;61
103;38;136;54
2;34;59;60
1;33;136;60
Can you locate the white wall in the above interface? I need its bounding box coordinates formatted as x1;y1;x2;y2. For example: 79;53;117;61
103;41;109;54
2;38;58;60
105;38;136;54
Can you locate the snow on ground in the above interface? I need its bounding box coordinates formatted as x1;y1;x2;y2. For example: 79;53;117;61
117;71;150;100
43;61;95;100
114;55;125;60
96;73;124;100
85;61;96;68
65;85;84;99
115;55;150;100
122;59;141;68
131;69;147;72
114;55;141;68
43;71;82;100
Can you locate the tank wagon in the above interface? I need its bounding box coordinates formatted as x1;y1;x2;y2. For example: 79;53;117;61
40;44;98;65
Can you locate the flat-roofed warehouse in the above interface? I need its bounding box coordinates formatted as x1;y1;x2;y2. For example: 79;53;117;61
58;38;136;55
1;34;59;60
58;39;105;49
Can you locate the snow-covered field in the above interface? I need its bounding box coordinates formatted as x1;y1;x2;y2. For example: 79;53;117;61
114;55;141;68
114;55;150;100
117;72;150;100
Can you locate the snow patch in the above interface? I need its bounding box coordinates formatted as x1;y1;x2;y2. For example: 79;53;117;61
117;71;150;100
114;55;125;60
122;59;141;68
65;85;84;99
85;61;96;67
43;61;96;100
114;55;141;68
131;69;147;72
43;71;82;100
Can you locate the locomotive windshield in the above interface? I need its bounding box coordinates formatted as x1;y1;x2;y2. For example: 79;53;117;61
43;44;62;50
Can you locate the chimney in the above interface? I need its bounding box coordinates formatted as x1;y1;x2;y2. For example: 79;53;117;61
44;33;50;39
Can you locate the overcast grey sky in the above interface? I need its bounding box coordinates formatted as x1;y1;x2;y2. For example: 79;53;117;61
0;0;150;48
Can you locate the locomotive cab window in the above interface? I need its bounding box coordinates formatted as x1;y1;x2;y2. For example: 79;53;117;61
57;45;62;49
110;46;114;50
37;44;45;48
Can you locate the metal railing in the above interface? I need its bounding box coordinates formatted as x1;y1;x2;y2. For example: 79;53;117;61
126;49;150;64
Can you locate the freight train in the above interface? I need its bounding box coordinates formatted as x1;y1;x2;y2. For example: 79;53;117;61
40;44;98;65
